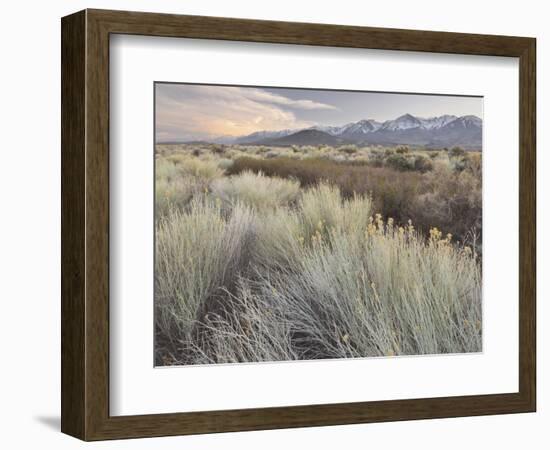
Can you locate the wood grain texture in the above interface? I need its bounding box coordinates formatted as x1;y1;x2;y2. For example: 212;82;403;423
89;8;532;56
61;9;537;441
518;39;536;410
61;10;86;439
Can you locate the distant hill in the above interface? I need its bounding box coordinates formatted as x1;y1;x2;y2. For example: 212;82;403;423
234;129;298;144
251;129;350;146
157;140;211;145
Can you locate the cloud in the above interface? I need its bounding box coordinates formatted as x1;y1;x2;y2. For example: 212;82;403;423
239;88;338;111
155;84;334;141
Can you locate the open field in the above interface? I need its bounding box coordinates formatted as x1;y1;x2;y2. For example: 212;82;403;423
154;143;482;366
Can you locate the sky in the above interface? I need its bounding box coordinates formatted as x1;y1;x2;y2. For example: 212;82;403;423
155;83;483;143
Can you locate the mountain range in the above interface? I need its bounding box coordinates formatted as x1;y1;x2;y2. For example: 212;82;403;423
229;114;482;149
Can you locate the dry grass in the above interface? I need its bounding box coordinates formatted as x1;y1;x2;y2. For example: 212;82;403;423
155;199;256;361
211;171;300;211
154;144;482;365
227;155;481;246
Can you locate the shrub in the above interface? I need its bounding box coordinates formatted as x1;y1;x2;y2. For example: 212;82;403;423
211;144;225;154
413;154;434;173
217;158;234;171
166;154;225;180
298;184;372;242
414;164;481;246
396;145;410;154
386;154;414;171
155;159;205;217
449;156;468;172
155;199;256;351
228;156;421;215
449;146;466;158
155;176;200;218
210;171;300;211
250;218;481;358
339;144;358;155
226;155;480;246
367;155;385;168
189;280;299;364
158;193;481;364
156;158;180;182
465;152;482;180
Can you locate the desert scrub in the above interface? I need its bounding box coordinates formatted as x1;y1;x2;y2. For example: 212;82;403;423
338;144;358;155
252;183;373;272
414;162;482;247
299;184;373;243
386;153;414;171
155;198;256;357
155;178;480;365
465;152;482;179
210;170;300;211
186;212;481;364
217;158;234;171
448;146;466;158
155;159;204;217
227;156;423;199
189;280;300;364
155;176;200;218
155;157;180;182
226;155;480;245
266;216;479;358
154;145;483;364
154;154;227;218
166;153;225;180
413;154;434;173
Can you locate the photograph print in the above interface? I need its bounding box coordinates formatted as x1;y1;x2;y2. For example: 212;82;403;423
154;83;482;367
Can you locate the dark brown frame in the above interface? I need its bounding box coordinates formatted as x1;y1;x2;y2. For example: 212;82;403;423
61;9;536;441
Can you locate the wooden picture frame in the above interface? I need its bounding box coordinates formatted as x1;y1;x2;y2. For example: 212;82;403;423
61;9;536;441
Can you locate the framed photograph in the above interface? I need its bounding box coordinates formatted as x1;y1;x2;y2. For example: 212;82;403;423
61;9;536;440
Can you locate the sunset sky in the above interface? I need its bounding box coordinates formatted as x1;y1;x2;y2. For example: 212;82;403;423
155;83;483;143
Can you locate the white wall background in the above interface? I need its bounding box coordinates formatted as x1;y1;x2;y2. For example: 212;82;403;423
0;0;546;448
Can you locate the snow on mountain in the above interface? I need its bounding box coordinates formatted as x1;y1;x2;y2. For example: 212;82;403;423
379;114;467;132
380;114;423;131
232;114;482;148
444;115;482;129
310;119;381;136
310;124;347;136
419;115;458;130
340;119;382;135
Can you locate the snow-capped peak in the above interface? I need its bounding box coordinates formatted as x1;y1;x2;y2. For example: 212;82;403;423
310;124;346;136
448;115;482;128
381;114;422;131
419;115;458;130
341;119;382;135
